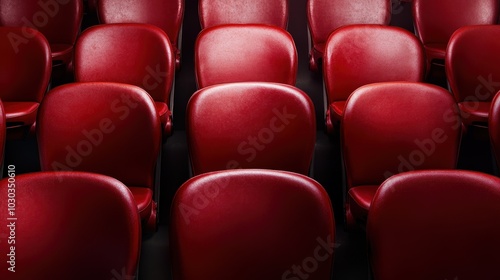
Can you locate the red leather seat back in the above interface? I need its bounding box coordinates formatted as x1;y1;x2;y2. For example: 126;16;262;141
170;169;335;280
199;0;288;29
342;82;461;189
0;0;82;62
0;171;141;280
74;23;175;104
187;82;315;175
97;0;184;51
446;25;500;104
307;0;390;51
324;25;425;104
367;170;500;280
413;0;499;48
37;82;161;190
0;26;51;103
195;24;297;88
488;91;500;167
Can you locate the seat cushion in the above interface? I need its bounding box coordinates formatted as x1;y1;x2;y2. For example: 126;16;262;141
348;185;379;223
128;187;153;220
4;102;39;127
459;101;490;126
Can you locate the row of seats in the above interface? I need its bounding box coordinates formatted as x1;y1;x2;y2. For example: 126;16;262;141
2;168;500;279
4;22;499;140
3;0;498;73
1;79;500;228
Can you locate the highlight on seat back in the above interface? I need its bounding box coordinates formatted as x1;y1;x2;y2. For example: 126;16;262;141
36;82;161;228
170;169;335;280
0;171;141;280
199;0;289;29
446;25;500;127
323;24;425;133
187;82;315;175
0;26;51;137
97;0;185;69
0;0;83;67
367;170;500;280
195;24;297;88
341;82;461;227
412;0;499;66
307;0;391;71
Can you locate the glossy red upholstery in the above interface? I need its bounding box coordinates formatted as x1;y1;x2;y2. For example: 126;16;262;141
413;0;499;67
0;0;83;67
195;24;297;88
446;25;500;127
307;0;391;71
488;91;500;169
342;82;461;226
0;171;141;280
97;0;184;69
74;23;175;136
199;0;288;29
170;169;335;280
367;170;500;280
37;82;161;229
0;26;51;136
187;82;316;175
323;25;425;133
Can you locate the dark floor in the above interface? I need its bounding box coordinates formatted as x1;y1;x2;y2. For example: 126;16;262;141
4;0;498;279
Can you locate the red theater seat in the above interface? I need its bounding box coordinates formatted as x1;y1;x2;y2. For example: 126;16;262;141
0;26;51;137
0;171;141;280
74;23;175;136
342;82;461;227
0;0;83;68
170;169;335;280
413;0;499;68
187;82;315;175
323;25;425;133
199;0;288;29
195;24;297;88
488;90;500;169
446;25;500;128
37;82;161;231
307;0;391;71
97;0;185;70
367;170;500;280
0;100;5;165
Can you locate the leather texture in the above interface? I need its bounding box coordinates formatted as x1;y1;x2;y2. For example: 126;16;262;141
74;23;175;136
36;82;161;223
413;0;499;64
367;170;500;280
0;0;83;65
0;26;51;132
187;82;316;175
307;0;391;71
170;169;335;280
342;82;461;224
195;24;297;88
446;25;500;127
0;171;141;280
199;0;288;29
97;0;184;69
323;25;425;132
